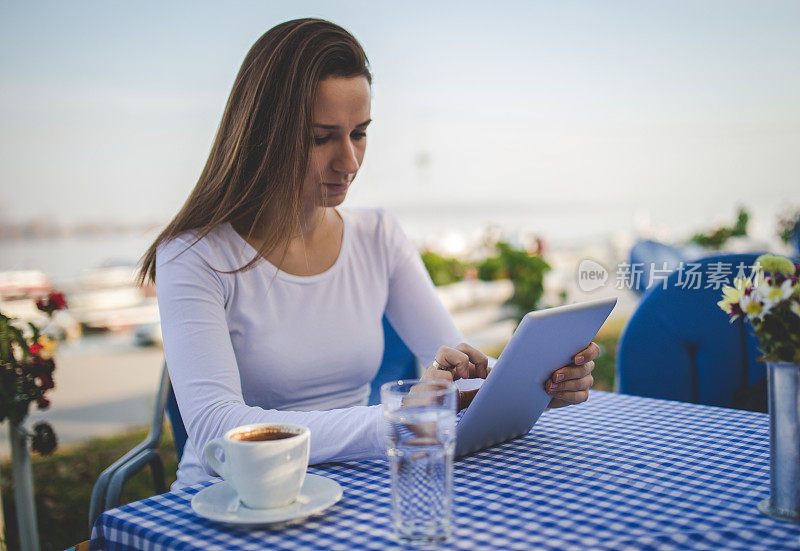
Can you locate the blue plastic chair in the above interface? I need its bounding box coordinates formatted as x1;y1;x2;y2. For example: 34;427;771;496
791;224;800;257
165;381;186;460
628;239;686;294
617;253;767;409
89;314;415;531
367;316;419;405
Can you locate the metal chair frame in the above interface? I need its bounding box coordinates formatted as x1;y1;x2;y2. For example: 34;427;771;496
88;363;171;532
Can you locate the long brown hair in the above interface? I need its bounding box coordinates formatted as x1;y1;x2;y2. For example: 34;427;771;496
138;18;371;285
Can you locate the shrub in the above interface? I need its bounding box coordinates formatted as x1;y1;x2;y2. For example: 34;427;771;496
689;206;749;249
420;241;550;319
478;241;550;318
420;251;468;286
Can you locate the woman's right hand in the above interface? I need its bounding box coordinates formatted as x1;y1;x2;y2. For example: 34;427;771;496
420;343;490;410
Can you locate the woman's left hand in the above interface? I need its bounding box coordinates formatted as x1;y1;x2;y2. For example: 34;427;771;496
545;342;601;408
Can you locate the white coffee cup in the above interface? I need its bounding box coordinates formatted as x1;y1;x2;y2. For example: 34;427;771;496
204;423;310;509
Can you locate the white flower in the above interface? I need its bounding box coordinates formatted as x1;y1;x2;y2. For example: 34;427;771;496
734;276;752;293
752;269;765;290
718;285;741;317
755;279;795;309
740;293;770;319
791;300;800;319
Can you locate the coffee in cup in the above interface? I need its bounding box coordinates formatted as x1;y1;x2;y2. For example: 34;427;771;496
204;423;310;509
229;428;298;442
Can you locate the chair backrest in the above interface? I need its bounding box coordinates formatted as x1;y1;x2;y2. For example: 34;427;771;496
368;316;418;405
165;382;187;461
165;314;416;459
628;239;686;294
617;253;766;409
791;224;800;257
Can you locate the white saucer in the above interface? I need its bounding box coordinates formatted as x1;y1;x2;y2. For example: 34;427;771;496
191;474;342;527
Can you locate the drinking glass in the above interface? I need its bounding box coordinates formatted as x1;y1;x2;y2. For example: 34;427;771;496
381;379;457;545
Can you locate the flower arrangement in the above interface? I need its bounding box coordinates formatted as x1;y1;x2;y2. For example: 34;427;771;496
0;291;66;455
718;254;800;365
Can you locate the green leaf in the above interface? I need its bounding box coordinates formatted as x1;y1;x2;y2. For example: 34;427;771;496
27;322;40;342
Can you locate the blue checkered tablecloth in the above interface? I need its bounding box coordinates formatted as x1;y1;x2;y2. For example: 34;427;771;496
90;391;800;550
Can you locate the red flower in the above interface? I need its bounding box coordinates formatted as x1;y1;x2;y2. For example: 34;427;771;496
38;372;54;391
36;292;67;315
31;422;57;456
29;343;43;356
49;292;67;310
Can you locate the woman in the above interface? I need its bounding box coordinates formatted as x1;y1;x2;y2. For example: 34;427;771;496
139;18;599;488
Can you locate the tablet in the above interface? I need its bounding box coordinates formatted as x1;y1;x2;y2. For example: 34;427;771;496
455;296;617;458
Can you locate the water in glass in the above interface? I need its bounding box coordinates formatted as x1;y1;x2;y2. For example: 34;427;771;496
384;402;456;545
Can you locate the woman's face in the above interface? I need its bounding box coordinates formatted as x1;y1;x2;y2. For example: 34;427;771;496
304;76;371;210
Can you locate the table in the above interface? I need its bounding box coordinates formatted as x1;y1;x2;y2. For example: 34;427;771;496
90;391;800;550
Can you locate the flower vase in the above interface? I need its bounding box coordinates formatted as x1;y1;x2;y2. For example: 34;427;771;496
758;361;800;523
9;419;40;551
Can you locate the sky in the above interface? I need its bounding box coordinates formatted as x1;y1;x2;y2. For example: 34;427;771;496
1;0;799;243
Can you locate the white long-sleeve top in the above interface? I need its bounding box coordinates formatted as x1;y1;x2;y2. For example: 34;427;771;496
156;207;464;488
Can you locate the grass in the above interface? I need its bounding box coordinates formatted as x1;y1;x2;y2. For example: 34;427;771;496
1;427;178;551
0;320;623;550
592;318;624;391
